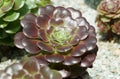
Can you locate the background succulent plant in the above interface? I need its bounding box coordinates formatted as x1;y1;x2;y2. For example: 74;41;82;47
0;57;62;79
0;0;51;46
96;0;120;41
85;0;102;9
14;5;98;78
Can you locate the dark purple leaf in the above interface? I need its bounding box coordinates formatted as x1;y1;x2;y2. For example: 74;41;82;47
14;32;25;49
46;26;54;34
36;14;50;29
21;13;36;27
84;36;97;51
53;7;70;18
45;54;64;63
56;45;73;52
80;53;96;67
37;41;53;52
67;8;82;19
23;22;38;38
64;16;77;28
63;56;81;65
38;29;48;42
77;26;88;40
38;5;55;17
70;35;80;45
76;17;90;29
23;58;39;74
35;55;48;66
88;26;96;37
22;38;40;54
71;42;87;57
50;18;64;26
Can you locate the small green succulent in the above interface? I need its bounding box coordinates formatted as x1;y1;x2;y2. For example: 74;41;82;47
0;0;51;46
85;0;102;9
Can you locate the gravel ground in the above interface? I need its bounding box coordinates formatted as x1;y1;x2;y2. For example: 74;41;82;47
0;0;120;79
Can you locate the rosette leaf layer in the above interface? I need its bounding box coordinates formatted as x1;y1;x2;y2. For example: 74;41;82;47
14;5;98;78
97;0;120;19
0;57;62;79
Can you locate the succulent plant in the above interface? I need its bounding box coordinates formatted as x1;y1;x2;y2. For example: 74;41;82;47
97;0;120;19
14;5;98;78
0;0;51;46
112;20;120;35
0;57;62;79
96;0;120;41
85;0;102;9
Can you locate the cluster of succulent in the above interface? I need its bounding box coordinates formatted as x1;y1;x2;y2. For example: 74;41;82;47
85;0;102;9
96;0;120;41
14;5;98;78
0;57;62;79
0;0;51;46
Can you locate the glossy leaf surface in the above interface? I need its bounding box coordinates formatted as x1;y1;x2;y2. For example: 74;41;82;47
0;57;62;79
14;5;98;79
3;12;20;22
14;0;25;10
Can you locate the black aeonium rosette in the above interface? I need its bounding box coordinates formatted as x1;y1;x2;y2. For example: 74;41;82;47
14;5;98;78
